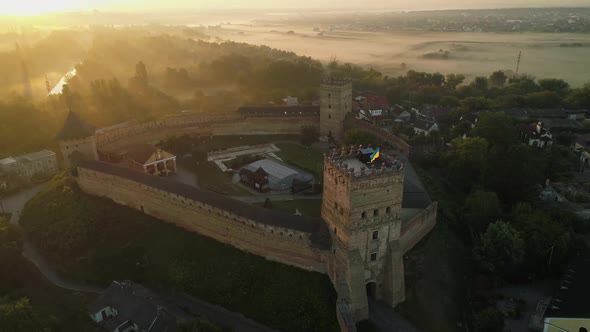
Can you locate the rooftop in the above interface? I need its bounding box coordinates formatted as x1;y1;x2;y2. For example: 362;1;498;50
77;160;331;249
18;150;56;161
88;281;177;332
56;111;96;141
414;118;437;131
125;144;173;165
545;257;590;319
0;157;17;165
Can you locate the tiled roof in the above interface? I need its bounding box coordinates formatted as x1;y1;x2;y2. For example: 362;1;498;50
125;144;171;165
414;119;436;131
56;111;96;141
77;160;331;249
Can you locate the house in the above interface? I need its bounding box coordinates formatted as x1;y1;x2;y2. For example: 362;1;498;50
0;150;58;180
459;112;479;128
0;157;18;174
239;167;270;192
413;119;439;136
529;258;590;332
566;109;589;120
283;96;299;106
390;105;410;121
572;134;590;171
124;144;176;176
88;281;178;332
521;122;553;148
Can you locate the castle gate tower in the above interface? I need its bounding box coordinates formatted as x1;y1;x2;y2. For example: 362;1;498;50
322;145;406;322
320;80;352;143
56;111;98;168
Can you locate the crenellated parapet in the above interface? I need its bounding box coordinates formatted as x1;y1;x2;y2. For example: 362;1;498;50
323;144;405;182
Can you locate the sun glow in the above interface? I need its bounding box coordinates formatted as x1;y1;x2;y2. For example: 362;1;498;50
0;0;97;16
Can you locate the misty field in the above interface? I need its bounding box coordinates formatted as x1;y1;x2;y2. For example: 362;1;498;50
220;25;590;86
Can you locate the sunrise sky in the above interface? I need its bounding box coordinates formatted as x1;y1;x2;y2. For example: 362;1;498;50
1;0;589;16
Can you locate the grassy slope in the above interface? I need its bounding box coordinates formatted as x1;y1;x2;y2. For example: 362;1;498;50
20;175;338;332
0;216;95;331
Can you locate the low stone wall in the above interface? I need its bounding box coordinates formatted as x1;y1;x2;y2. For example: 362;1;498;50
76;164;329;273
399;201;438;254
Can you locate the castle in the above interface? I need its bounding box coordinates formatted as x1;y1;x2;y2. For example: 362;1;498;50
57;81;437;331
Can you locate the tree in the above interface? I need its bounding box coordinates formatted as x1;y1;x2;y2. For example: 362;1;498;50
489;70;507;88
512;203;572;274
474;221;525;274
484;145;546;203
444;73;465;90
524;91;562;108
460;97;492;112
301;125;319;146
538;78;570;95
471;76;489;92
135;61;149;85
473;307;505;332
0;298;45;332
464;191;500;235
343;129;382;147
451;120;473;139
472;112;517;147
445;137;489;192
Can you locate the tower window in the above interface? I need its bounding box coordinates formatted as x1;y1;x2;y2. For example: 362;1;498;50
328;114;331;119
334;202;338;209
370;253;377;261
329;104;331;109
334;227;337;234
361;211;367;219
328;93;331;97
372;231;379;240
386;207;391;214
373;209;379;217
339;207;343;215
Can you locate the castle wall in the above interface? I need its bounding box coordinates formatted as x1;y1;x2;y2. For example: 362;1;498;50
96;114;319;152
400;201;438;254
60;137;98;168
344;118;410;158
76;166;328;273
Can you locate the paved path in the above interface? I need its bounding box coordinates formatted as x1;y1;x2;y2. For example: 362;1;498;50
3;183;103;293
369;299;421;332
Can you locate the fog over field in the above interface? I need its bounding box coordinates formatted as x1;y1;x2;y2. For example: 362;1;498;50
218;24;590;86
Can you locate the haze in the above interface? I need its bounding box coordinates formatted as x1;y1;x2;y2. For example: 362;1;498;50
2;0;590;15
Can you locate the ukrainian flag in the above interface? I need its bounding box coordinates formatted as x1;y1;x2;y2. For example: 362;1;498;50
370;148;380;163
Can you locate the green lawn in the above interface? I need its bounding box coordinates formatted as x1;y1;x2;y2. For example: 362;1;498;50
275;143;324;177
207;135;300;150
254;199;322;218
180;158;252;196
20;175;338;332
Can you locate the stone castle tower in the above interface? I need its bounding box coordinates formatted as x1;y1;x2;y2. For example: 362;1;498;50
320;80;352;143
56;111;99;168
322;146;406;322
